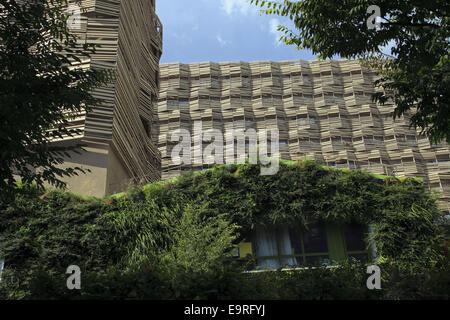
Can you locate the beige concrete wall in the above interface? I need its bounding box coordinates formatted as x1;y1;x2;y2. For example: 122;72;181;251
41;141;133;197
38;139;108;197
40;139;133;198
54;141;109;198
105;146;133;195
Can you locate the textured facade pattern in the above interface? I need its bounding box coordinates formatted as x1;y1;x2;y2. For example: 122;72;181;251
58;0;162;195
154;60;449;210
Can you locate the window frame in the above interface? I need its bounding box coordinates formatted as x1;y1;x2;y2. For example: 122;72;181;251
246;222;372;270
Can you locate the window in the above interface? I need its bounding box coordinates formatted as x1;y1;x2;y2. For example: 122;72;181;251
245;222;371;270
167;99;178;107
252;223;331;270
242;76;250;87
343;223;369;263
332;137;341;143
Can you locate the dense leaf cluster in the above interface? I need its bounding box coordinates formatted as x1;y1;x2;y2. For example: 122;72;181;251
251;0;450;143
0;0;113;200
0;161;448;299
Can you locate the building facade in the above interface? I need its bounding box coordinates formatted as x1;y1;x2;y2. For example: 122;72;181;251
154;60;449;211
55;0;162;197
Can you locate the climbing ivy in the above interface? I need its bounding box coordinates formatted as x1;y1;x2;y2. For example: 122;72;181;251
0;161;447;299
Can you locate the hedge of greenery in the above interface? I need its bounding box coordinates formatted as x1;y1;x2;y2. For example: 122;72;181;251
0;160;448;299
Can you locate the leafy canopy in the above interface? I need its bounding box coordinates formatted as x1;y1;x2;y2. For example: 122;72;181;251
0;0;112;200
251;0;450;144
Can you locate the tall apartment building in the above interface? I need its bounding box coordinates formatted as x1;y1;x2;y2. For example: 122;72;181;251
154;60;450;211
53;0;162;197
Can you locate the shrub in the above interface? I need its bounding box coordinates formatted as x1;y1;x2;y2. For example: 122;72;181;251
0;162;447;299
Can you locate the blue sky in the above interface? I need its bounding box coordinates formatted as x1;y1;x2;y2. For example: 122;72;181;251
156;0;317;64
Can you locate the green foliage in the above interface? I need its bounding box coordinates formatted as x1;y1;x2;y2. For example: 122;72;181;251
250;0;450;144
0;162;448;299
232;259;383;300
151;204;240;299
380;254;450;299
0;0;113;200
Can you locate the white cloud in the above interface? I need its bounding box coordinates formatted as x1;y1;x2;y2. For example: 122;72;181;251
269;18;283;46
220;0;252;16
216;34;231;47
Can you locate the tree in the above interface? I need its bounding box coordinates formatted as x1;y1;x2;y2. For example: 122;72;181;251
0;0;112;200
251;0;449;144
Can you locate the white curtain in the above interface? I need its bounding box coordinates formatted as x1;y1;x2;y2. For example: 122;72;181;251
254;225;300;269
255;226;279;269
278;225;296;267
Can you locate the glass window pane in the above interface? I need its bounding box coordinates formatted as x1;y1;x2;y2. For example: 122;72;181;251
281;257;302;268
344;223;367;251
305;255;330;266
288;226;303;255
278;225;302;255
254;226;278;257
302;223;328;253
257;258;280;270
278;225;293;255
